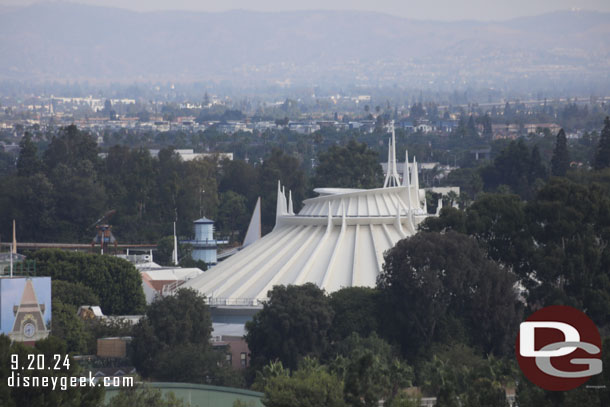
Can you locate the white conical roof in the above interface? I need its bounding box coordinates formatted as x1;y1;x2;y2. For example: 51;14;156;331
182;171;431;305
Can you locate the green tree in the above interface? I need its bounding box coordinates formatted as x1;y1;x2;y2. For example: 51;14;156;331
482;114;493;139
464;193;533;276
463;378;509;407
378;232;522;360
332;333;413;407
156;236;176;266
218;159;261;207
418;344;514;406
51;301;90;353
246;284;334;371
52;280;100;307
480;139;531;197
44;125;99;171
525;178;610;327
550;129;570;176
30;249;146;314
528;145;547;185
594;116;610;170
441;167;483;201
100;146;156;241
217;191;250;241
260;359;346;407
17;132;42;176
328;287;380;341
466;115;478;137
418;207;467;234
313;140;383;189
0;173;57;240
176;157;219;234
131;288;233;384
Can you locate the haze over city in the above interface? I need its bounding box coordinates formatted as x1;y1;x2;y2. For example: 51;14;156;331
1;1;609;100
5;0;610;21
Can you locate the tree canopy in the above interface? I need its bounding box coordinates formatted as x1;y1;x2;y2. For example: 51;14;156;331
245;283;334;371
551;129;569;176
30;249;145;315
257;359;346;407
312;140;383;189
378;231;522;360
131;288;236;385
328;287;380;341
594;116;610;170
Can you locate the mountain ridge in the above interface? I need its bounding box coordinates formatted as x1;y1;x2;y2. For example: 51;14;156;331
1;3;609;89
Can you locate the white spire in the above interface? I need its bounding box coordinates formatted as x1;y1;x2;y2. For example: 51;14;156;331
172;222;179;265
413;155;420;192
383;121;401;188
282;185;286;213
412;156;421;210
288;190;294;215
404;150;412;211
243;197;262;247
383;137;392;187
276;181;286;223
402;150;410;187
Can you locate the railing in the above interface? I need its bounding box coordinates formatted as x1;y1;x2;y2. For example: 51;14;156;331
161;279;186;296
206;297;261;307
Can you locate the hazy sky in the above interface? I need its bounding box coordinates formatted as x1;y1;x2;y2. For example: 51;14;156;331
2;0;609;21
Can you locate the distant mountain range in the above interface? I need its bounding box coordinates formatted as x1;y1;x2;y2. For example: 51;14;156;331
1;3;609;90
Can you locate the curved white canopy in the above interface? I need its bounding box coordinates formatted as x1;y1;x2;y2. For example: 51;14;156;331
183;123;436;304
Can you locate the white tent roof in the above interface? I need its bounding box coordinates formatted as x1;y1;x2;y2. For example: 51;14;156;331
183;185;430;304
183;126;435;304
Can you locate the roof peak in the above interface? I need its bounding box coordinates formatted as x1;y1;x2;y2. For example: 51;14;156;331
194;217;214;224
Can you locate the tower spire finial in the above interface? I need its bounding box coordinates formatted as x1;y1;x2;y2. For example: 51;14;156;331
402;150;410;187
413;155;419;192
276;180;286;224
288;190;294;215
383;121;401;188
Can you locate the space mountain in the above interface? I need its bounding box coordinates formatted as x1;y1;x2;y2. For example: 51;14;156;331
182;122;439;304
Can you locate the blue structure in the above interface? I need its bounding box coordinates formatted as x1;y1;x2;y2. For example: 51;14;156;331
183;217;221;264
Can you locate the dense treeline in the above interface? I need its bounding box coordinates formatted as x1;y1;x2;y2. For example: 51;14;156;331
1;125;395;243
2;117;608;245
30;249;146;315
0;125;309;244
443;116;610;203
0;288;239;407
